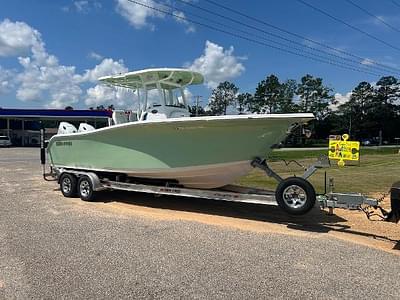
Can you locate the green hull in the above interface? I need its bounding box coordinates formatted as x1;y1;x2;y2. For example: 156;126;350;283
47;115;312;187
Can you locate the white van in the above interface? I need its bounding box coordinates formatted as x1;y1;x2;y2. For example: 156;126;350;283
0;136;12;147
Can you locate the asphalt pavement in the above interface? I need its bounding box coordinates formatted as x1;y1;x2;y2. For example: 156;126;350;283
1;148;399;299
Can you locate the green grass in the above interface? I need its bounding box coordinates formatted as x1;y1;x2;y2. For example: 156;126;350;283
238;147;400;195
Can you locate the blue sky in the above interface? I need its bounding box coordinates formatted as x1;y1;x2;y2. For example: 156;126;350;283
1;0;400;109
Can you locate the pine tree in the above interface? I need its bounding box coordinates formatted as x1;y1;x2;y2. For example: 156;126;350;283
297;74;334;120
236;92;253;114
253;74;281;113
252;75;297;113
338;81;374;138
373;76;400;142
208;81;239;115
280;79;297;113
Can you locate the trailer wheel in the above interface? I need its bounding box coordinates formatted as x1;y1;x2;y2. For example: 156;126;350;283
275;177;316;215
78;175;95;201
59;173;77;197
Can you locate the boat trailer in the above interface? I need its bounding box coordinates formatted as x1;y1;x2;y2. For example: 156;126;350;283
40;130;399;221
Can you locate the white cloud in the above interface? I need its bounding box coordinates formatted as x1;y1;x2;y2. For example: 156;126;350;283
88;51;103;60
85;84;134;107
331;92;351;111
16;55;129;108
16;53;83;108
62;1;102;13
186;41;245;88
0;19;130;108
79;58;128;82
0;66;15;94
182;88;193;104
116;0;163;30
1;19;206;109
115;0;196;32
173;11;195;33
0;19;42;57
74;1;89;12
6;20;82;108
361;58;375;66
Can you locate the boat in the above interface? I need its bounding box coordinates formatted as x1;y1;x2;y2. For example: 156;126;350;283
47;68;313;189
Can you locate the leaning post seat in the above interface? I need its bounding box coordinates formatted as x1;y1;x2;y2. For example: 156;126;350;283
57;122;78;135
78;123;95;132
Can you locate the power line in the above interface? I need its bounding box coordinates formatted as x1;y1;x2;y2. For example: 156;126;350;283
344;0;400;34
392;0;400;9
125;0;382;76
172;0;400;76
157;0;390;75
296;0;400;52
201;0;400;74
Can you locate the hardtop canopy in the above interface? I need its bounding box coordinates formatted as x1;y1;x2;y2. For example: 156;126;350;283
99;68;204;90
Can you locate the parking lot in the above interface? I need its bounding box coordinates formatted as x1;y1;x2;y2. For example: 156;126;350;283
1;148;400;299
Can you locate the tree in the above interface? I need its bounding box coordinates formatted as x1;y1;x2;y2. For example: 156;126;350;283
280;79;297;113
251;75;297;113
338;81;375;139
208;81;239;115
297;74;334;120
253;74;281;113
65;106;73;110
236;92;253;114
188;105;207;116
375;76;399;105
372;76;400;142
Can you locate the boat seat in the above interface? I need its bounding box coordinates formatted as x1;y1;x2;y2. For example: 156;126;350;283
57;122;77;135
78;123;95;132
112;110;129;125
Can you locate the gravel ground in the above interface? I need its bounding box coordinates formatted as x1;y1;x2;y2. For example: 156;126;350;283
0;148;400;299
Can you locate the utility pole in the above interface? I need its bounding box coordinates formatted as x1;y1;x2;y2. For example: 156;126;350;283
194;96;202;116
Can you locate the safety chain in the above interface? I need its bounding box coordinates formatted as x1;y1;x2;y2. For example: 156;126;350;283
360;191;390;221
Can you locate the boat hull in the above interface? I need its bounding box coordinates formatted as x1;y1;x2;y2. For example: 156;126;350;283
48;114;313;188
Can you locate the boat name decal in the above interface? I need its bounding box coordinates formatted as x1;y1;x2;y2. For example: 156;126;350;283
56;141;72;147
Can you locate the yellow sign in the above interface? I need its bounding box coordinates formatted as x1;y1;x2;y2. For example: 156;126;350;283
328;134;360;167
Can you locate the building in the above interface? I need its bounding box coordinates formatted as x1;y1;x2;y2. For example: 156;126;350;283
0;108;112;146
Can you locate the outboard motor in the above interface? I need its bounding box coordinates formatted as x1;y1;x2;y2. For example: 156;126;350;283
386;181;400;223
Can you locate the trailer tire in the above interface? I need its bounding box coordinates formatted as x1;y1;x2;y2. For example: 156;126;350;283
59;173;77;197
275;177;316;215
78;175;95;202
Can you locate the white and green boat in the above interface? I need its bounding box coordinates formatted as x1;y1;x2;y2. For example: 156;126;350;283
47;68;313;189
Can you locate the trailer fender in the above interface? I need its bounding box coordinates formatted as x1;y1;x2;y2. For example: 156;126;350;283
82;172;104;192
56;169;105;192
